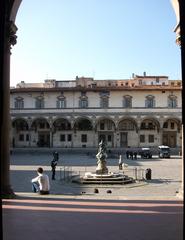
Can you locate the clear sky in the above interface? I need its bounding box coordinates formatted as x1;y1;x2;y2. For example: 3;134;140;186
10;0;181;87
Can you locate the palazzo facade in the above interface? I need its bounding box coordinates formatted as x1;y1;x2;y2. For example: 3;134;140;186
10;75;182;149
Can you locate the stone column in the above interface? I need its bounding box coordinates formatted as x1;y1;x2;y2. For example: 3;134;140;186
27;118;32;147
92;117;96;148
1;20;17;197
48;118;53;148
137;118;141;148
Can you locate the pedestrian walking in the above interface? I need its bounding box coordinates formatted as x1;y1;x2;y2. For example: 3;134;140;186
31;167;50;194
130;151;133;160
126;150;129;159
134;151;137;159
51;158;57;180
118;154;123;170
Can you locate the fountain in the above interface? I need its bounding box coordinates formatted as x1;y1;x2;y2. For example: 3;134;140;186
74;140;134;184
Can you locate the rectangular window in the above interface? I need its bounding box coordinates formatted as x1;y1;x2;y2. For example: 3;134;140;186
148;135;154;143
81;134;87;142
107;121;112;130
148;122;154;130
171;122;175;129
35;99;44;109
100;123;105;130
107;135;112;142
140;135;145;143
80;100;88;108
19;134;24;141
60;134;65;142
100;98;109;108
68;134;72;141
156;77;159;83
57;100;65;108
15;100;24;109
26;134;29;141
39;123;45;129
163;122;168;128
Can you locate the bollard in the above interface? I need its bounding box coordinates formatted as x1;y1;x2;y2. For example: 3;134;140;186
145;168;152;180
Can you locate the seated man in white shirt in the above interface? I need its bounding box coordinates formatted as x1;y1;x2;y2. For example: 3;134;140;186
31;167;50;195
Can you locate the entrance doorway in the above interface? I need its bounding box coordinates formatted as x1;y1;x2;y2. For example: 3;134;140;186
38;132;50;147
162;131;176;147
120;132;128;147
98;132;114;147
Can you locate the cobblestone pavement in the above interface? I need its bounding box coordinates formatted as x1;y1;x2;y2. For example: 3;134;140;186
2;150;183;240
9;150;183;200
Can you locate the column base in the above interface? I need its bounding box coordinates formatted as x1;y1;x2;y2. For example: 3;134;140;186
176;187;184;200
1;185;16;199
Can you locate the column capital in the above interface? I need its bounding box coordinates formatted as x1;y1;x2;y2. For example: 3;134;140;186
6;20;18;51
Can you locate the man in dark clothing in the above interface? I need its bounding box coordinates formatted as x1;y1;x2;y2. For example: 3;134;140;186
126;150;129;159
51;158;58;180
130;151;133;160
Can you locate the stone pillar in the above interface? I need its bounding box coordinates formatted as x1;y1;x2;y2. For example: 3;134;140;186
27;118;32;147
1;20;17;197
48;118;53;148
92;117;96;148
137;118;141;148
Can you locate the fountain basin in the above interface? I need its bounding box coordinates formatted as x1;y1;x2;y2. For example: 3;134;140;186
72;172;134;184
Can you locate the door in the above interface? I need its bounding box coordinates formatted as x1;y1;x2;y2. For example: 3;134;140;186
38;132;50;147
120;132;128;147
162;132;176;147
98;133;114;147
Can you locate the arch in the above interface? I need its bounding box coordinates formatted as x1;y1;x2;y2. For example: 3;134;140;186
163;117;182;132
31;117;50;130
118;117;138;131
95;117;116;131
10;0;22;22
140;117;160;131
53;118;71;131
162;117;182;147
74;117;93;131
12;117;29;130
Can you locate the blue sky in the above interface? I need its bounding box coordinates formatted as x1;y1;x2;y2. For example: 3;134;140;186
10;0;181;87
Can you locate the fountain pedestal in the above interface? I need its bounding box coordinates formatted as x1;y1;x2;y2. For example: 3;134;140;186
72;141;134;184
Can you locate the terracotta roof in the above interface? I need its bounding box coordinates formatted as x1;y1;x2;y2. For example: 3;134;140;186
10;85;181;93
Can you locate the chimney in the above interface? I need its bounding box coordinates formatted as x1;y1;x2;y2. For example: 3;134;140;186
143;71;146;76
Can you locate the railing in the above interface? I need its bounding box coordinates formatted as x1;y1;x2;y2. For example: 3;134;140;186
59;165;146;182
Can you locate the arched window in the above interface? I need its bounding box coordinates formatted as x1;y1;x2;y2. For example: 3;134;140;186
35;96;44;109
14;97;24;109
123;95;132;108
100;91;109;108
57;93;66;108
168;95;177;108
79;92;88;108
145;95;155;108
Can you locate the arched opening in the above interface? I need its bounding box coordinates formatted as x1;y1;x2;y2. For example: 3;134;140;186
73;118;93;148
95;118;116;147
74;118;93;131
31;118;50;147
163;118;181;147
140;118;160;147
53;118;72;148
118;118;138;147
12;118;29;147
